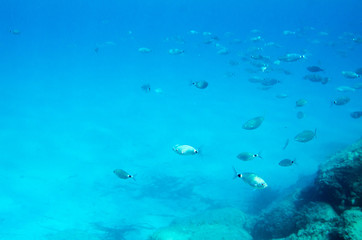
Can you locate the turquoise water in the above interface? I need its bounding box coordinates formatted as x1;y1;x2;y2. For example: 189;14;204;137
1;0;362;239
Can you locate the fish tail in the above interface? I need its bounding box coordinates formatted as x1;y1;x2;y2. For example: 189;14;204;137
258;151;263;159
232;167;239;179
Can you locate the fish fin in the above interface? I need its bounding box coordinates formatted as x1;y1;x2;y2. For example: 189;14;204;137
258;150;263;159
293;159;298;166
232;167;239;179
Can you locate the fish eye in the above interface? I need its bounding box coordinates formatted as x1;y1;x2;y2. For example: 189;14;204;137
195;150;198;153
253;154;257;157
128;175;132;178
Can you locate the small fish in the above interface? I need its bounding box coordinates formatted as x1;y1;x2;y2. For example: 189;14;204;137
332;96;350;106
141;84;151;92
242;116;264;130
294;129;316;143
307;66;324;72
336;86;355;92
279;158;296;167
261;78;280;86
138;47;152;53
341;71;360;79
278;53;305;62
350;111;362;119
113;169;135;180
237;152;262;161
296;111;305;119
296;99;307;107
172;144;199;155
303;74;329;84
283;30;296;35
233;168;268;189
169;49;184;55
192;81;208;89
353;82;362;89
276;93;288;99
217;48;229;55
10;29;21;35
282;139;290;150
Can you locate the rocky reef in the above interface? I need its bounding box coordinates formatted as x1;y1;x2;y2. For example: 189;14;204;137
150;139;362;240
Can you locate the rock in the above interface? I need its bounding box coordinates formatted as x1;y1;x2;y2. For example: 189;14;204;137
251;196;298;239
149;208;253;240
314;139;362;212
339;208;362;240
296;202;339;228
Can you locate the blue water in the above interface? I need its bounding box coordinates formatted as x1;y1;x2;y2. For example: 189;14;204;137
1;0;362;239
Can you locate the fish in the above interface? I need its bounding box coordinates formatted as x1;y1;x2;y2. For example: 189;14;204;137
303;74;329;84
353;82;362;89
350;111;362;119
10;29;21;35
233;168;268;189
172;144;199;155
296;99;307;107
242;116;264;130
341;71;360;79
296;111;305;119
236;152;262;161
307;66;324;72
279;159;296;167
138;47;152;53
192;81;208;89
332;96;350;106
278;53;305;62
141;84;151;92
113;169;135;180
282;139;290;150
217;47;229;55
336;86;355;92
261;78;280;86
169;49;184;55
276;93;288;99
294;129;316;143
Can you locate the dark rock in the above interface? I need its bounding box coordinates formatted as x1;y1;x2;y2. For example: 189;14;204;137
251;196;298;239
313;139;362;213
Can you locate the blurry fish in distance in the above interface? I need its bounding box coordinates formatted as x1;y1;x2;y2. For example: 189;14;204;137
191;81;208;89
173;144;199;155
236;152;262;161
307;66;324;72
279;158;296;167
113;169;135;181
294;129;316;143
141;84;151;93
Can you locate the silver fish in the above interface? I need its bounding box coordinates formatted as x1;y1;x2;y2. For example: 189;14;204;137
233;168;268;189
242;116;264;130
237;152;262;161
294;129;316;143
279;158;296;167
113;169;135;180
192;81;208;89
332;96;350;106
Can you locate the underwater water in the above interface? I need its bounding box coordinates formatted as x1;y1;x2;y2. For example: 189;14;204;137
1;0;362;239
